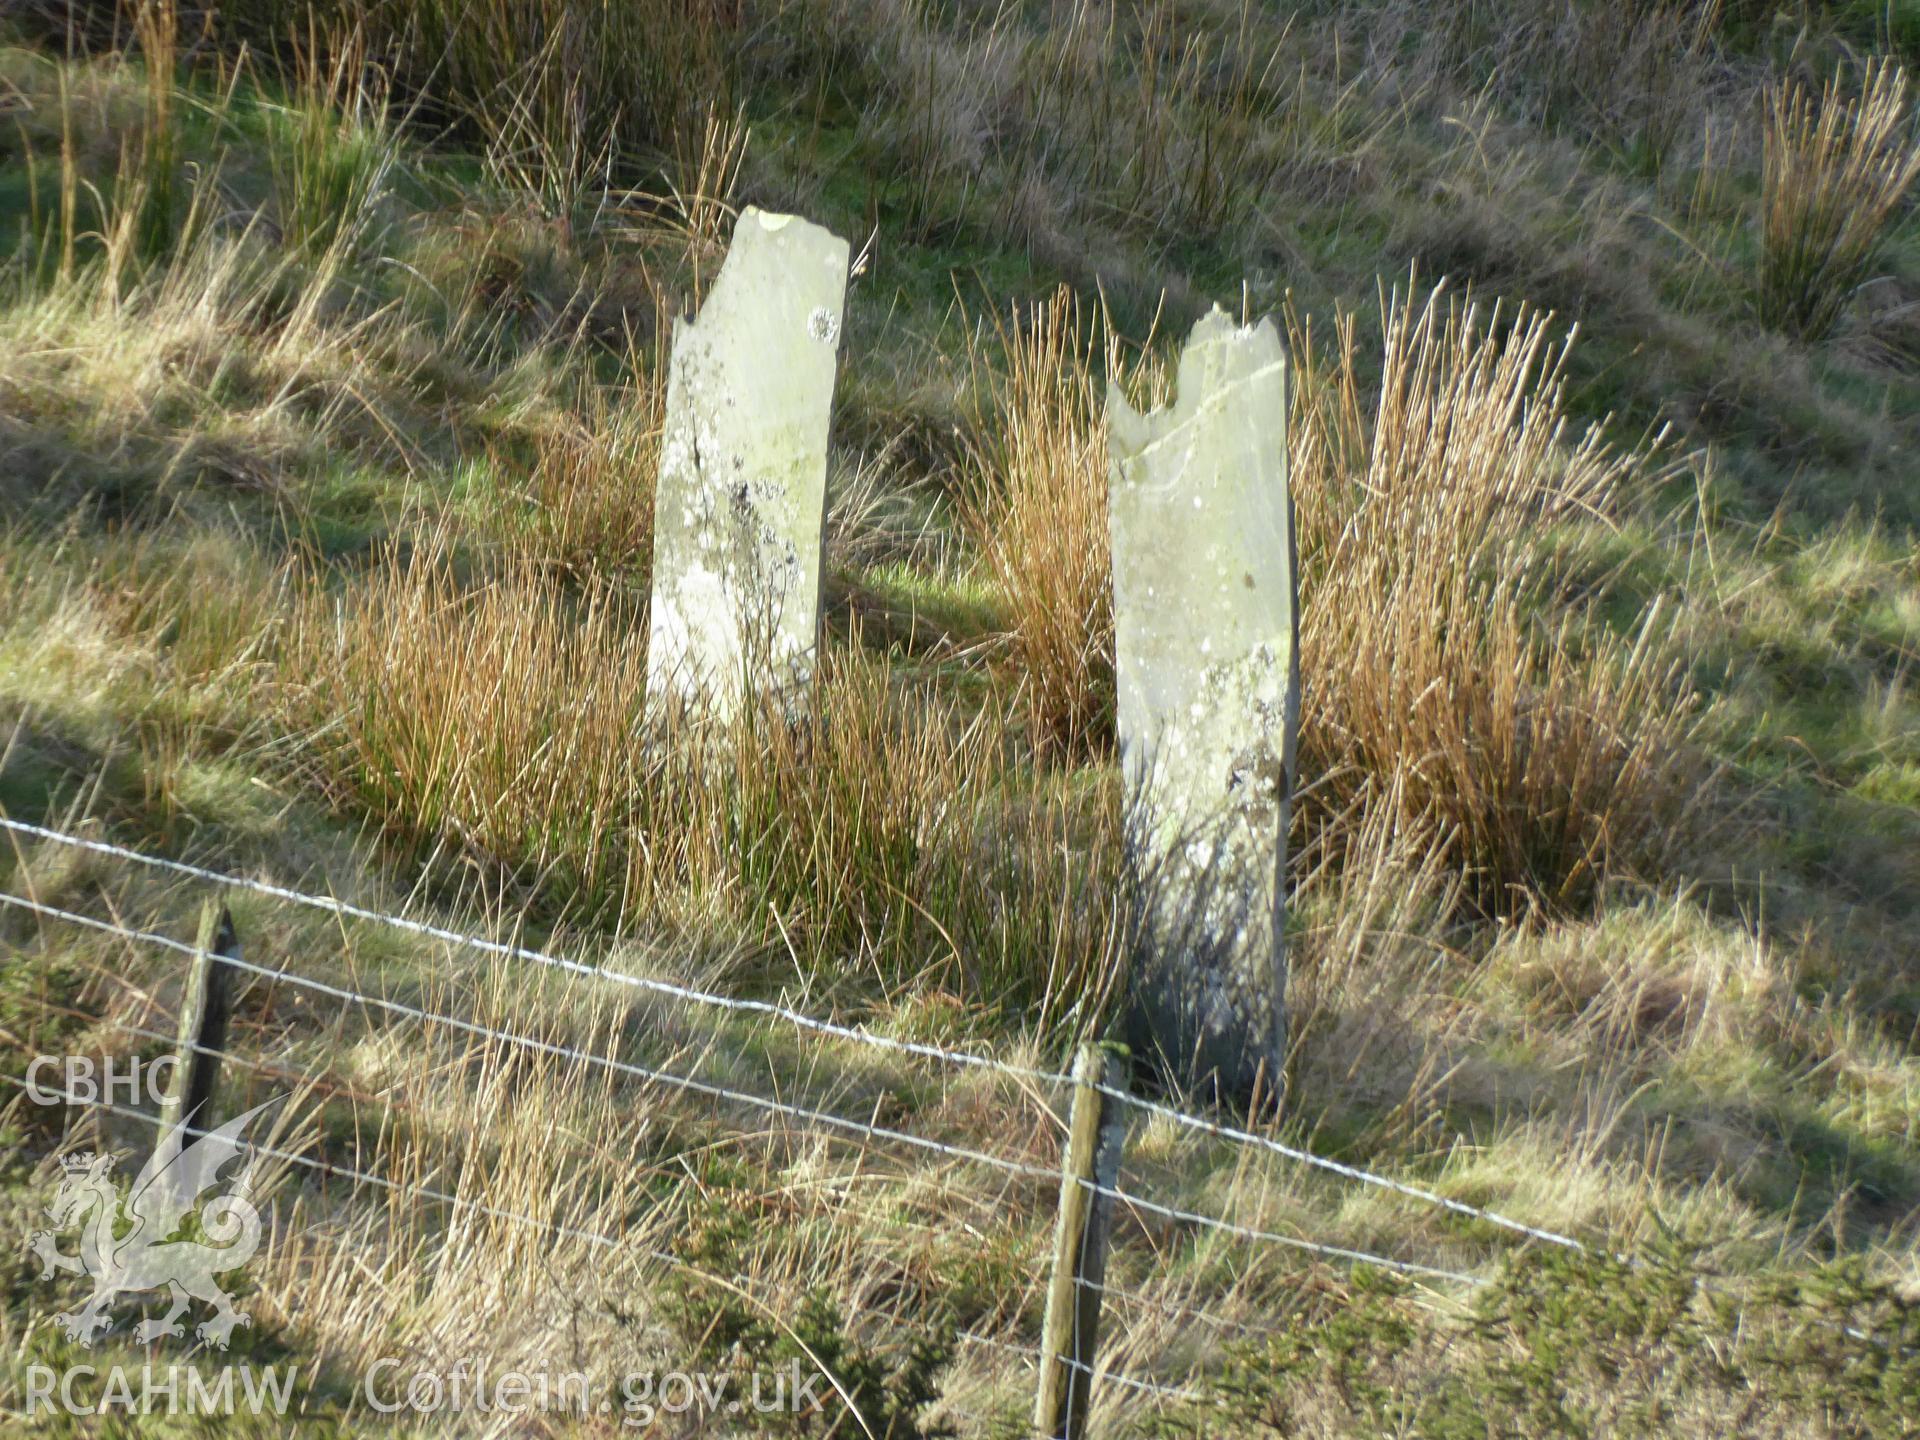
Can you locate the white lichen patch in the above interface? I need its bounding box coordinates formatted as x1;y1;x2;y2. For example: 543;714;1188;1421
806;306;840;345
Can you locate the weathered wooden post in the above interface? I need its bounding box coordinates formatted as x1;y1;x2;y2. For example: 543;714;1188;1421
646;206;850;719
1035;1044;1127;1440
158;900;238;1140
1107;308;1299;1107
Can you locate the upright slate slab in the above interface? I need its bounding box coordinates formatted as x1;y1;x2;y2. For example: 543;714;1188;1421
647;207;850;718
1106;308;1299;1103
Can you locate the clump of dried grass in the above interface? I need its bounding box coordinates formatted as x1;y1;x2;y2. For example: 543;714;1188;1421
968;279;1703;918
271;538;1115;1008
276;545;647;901
1290;283;1704;915
1760;58;1920;342
959;287;1160;759
493;344;666;583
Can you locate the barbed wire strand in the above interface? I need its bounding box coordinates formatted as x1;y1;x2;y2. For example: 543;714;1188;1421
14;882;1904;1375
6;818;1587;1252
15;991;1245;1410
1084;1179;1484;1287
1;820;1590;1255
14;997;1283;1358
0;817;1075;1087
15;989;1126;1369
7;1078;1083;1431
16;1001;1179;1395
0;892;1494;1283
8;1074;1199;1410
0;889;1062;1187
1103;1083;1586;1252
8;990;847;1209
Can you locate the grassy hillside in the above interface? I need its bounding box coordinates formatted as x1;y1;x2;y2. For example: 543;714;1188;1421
2;1;1917;1434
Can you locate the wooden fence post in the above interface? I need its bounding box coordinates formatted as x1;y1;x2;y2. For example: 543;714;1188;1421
158;900;237;1142
1035;1043;1127;1440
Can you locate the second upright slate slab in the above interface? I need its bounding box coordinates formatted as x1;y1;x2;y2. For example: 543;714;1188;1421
1107;307;1299;1103
647;207;850;718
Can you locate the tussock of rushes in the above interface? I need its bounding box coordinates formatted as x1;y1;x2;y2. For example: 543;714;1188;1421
1290;284;1702;914
278;547;650;911
1760;58;1920;342
962;287;1161;758
973;280;1701;918
268;19;396;258
275;542;1110;1006
495;348;666;581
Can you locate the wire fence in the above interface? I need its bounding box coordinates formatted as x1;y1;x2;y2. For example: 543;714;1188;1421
0;815;1596;1242
0;890;1064;1188
5;1052;1206;1416
0;816;1079;1088
0;815;1655;1430
7;1067;1180;1432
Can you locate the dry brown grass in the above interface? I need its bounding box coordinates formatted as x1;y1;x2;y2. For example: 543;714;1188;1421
1289;283;1705;914
960;290;1133;759
277;542;652;912
491;333;667;583
967;280;1704;918
271;538;1121;1011
1761;58;1920;341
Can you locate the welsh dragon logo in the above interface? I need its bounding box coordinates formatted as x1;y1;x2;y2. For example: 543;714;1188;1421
27;1100;274;1348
